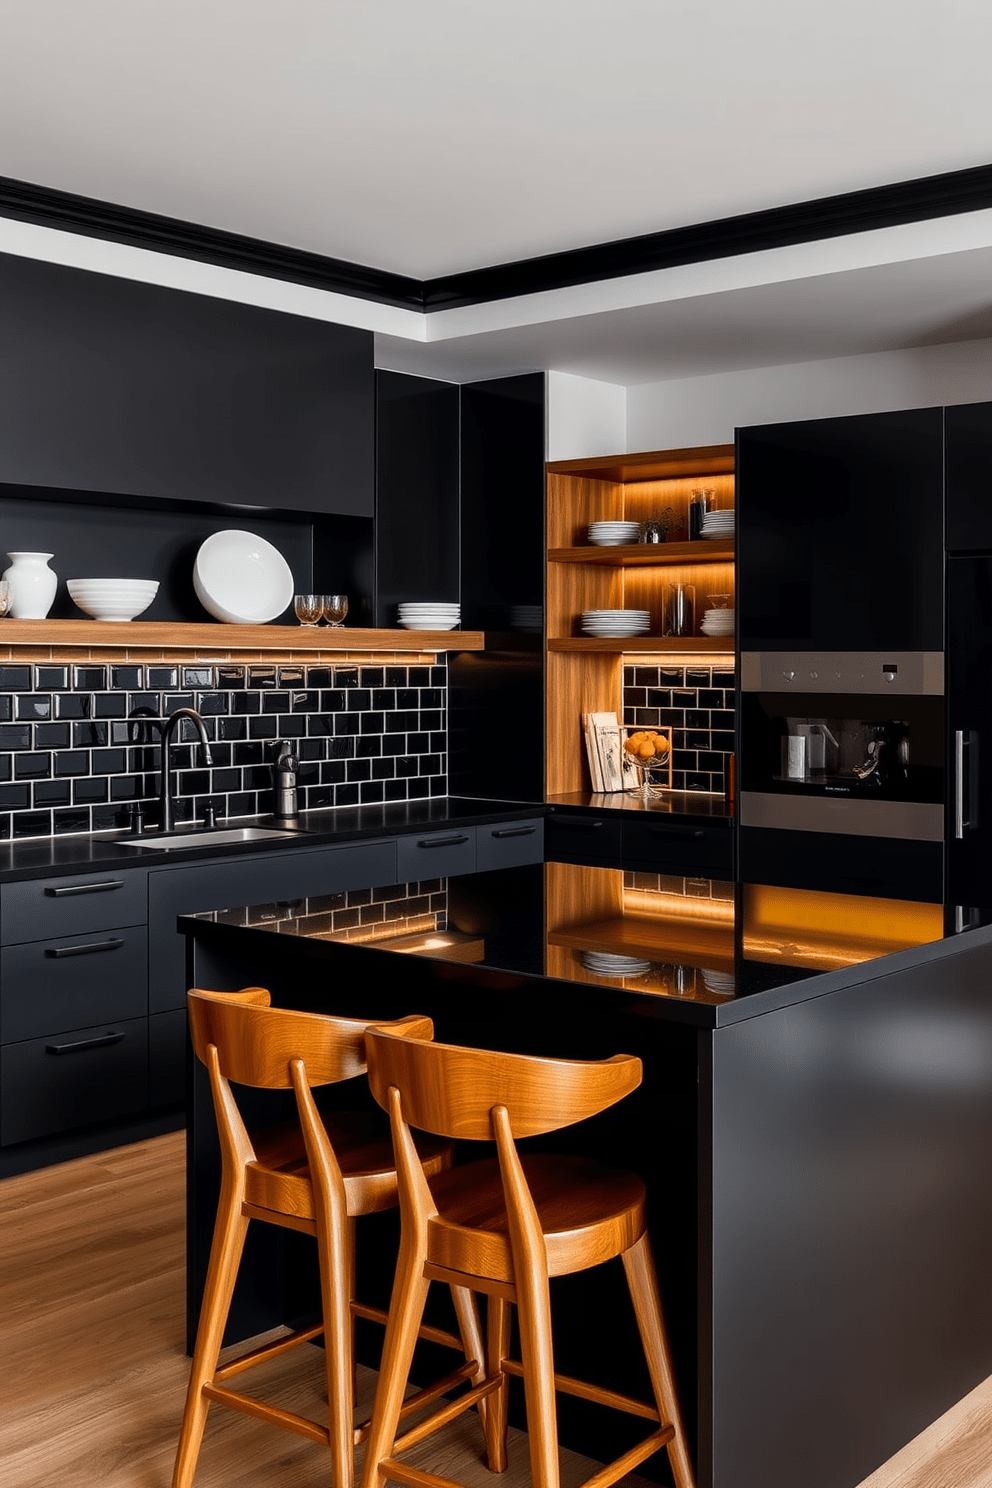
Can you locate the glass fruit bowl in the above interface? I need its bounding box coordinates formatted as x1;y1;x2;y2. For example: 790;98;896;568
621;726;673;796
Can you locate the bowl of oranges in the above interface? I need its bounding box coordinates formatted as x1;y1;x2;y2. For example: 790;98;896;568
622;726;673;796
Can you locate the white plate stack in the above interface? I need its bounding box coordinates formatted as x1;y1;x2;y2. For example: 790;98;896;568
701;969;736;996
509;604;543;633
581;950;652;978
587;521;640;546
397;602;461;630
581;608;650;637
700;607;735;637
700;509;736;539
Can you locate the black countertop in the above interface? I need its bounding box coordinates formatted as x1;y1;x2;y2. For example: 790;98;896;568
0;797;543;883
547;790;733;821
182;860;958;1029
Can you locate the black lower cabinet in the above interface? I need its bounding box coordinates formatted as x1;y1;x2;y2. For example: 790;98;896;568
739;826;943;902
149;1009;188;1109
1;1015;148;1146
545;810;623;865
622;817;733;879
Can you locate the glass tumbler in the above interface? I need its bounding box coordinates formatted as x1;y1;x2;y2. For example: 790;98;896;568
321;594;348;627
294;594;322;627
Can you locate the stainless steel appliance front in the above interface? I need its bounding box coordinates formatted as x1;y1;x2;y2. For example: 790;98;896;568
741;651;944;696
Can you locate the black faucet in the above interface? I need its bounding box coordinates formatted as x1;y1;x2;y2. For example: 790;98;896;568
159;707;214;834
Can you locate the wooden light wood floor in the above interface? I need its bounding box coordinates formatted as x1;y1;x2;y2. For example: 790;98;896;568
0;1131;989;1488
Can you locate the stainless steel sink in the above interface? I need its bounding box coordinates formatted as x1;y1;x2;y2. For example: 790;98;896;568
118;826;304;851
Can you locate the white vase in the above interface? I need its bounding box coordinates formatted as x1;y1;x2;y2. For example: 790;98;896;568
3;552;58;620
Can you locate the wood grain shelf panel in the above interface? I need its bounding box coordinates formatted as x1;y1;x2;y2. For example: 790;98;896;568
548;540;734;566
548;636;734;654
0;621;485;652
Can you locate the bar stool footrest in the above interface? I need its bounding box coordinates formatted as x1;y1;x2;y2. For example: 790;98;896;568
200;1381;330;1445
579;1427;676;1488
213;1321;324;1383
355;1360;482;1444
500;1356;660;1422
351;1299;466;1352
392;1374;504;1454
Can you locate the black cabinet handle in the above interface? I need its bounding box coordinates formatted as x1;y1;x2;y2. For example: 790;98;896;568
45;1031;125;1056
46;937;125;959
491;826;537;839
45;880;124;897
646;825;706;839
552;817;605;830
416;834;471;849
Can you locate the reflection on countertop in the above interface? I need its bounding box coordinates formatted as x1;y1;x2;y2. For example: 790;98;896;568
195;860;945;1019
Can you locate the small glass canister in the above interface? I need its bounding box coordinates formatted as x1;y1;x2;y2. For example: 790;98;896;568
663;582;696;637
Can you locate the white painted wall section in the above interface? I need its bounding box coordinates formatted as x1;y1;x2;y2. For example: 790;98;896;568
547;371;626;460
626;337;992;450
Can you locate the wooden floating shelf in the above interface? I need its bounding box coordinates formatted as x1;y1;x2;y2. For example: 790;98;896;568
548;636;734;654
0;620;486;652
548;915;735;971
547;540;734;567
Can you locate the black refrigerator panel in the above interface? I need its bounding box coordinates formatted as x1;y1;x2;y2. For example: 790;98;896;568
946;555;992;913
737;408;943;651
945;401;992;552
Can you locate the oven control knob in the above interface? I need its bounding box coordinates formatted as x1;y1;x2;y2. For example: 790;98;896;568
809;670;818;679
782;670;795;681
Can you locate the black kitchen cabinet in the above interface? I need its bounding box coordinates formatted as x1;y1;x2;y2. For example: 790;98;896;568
946;555;992;914
0;251;374;515
737;407;944;651
945;400;992;552
622;815;733;879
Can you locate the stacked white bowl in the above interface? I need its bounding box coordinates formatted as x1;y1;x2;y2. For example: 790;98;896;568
700;508;735;538
587;521;640;546
581;950;652;978
67;578;159;622
581;608;650;637
397;602;461;631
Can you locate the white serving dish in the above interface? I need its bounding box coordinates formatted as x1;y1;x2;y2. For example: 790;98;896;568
398;619;460;630
67;578;159;622
193;531;294;625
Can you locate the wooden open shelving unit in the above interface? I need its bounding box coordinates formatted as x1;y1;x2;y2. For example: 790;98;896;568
0;620;485;654
545;443;736;798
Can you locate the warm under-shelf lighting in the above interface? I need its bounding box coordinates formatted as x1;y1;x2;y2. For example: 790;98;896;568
743;884;943;970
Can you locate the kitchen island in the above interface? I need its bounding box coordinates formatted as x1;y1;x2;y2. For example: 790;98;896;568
181;864;992;1488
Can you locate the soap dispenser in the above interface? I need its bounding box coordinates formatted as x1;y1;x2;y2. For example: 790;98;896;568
272;743;300;823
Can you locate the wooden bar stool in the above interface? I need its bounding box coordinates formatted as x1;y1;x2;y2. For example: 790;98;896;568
174;988;488;1488
360;1028;695;1488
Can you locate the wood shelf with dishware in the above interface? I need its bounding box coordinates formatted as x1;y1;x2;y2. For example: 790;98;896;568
545;443;736;798
0;619;486;653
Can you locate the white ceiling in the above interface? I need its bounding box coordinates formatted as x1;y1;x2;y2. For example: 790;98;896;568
1;0;992;280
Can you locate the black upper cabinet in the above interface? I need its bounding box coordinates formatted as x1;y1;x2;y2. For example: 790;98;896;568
374;371;459;624
945;401;992;552
0;252;373;515
738;408;944;651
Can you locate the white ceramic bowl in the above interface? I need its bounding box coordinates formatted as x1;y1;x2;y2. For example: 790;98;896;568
193;531;294;625
67;579;159;622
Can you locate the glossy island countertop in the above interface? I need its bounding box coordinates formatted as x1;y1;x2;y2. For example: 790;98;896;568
0;796;543;882
182;859;956;1028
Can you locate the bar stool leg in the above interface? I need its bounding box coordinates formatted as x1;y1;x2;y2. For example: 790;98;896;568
621;1233;696;1488
449;1283;489;1426
515;1265;560;1488
316;1202;356;1488
358;1239;431;1488
484;1295;512;1472
172;1176;249;1488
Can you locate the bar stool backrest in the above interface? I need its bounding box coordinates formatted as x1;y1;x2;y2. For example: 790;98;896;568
188;987;434;1089
365;1027;642;1140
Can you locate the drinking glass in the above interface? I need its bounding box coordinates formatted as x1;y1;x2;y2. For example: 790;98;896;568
294;594;322;627
321;594;348;627
0;580;10;618
663;582;696;637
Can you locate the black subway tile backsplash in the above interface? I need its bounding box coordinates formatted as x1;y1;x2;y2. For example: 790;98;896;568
623;663;735;796
0;658;449;839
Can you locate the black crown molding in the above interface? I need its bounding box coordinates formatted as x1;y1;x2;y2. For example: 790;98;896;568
3;161;992;317
0;174;425;311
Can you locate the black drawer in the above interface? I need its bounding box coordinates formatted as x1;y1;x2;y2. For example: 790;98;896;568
396;828;476;880
1;1014;148;1146
475;819;544;872
1;869;146;945
1;925;147;1043
545;811;622;865
149;1008;187;1109
622;817;733;878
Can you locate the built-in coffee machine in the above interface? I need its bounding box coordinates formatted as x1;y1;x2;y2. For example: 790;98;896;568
738;651;944;901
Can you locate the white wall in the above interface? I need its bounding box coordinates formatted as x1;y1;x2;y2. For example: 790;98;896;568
546;371;626;460
625;337;992;451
